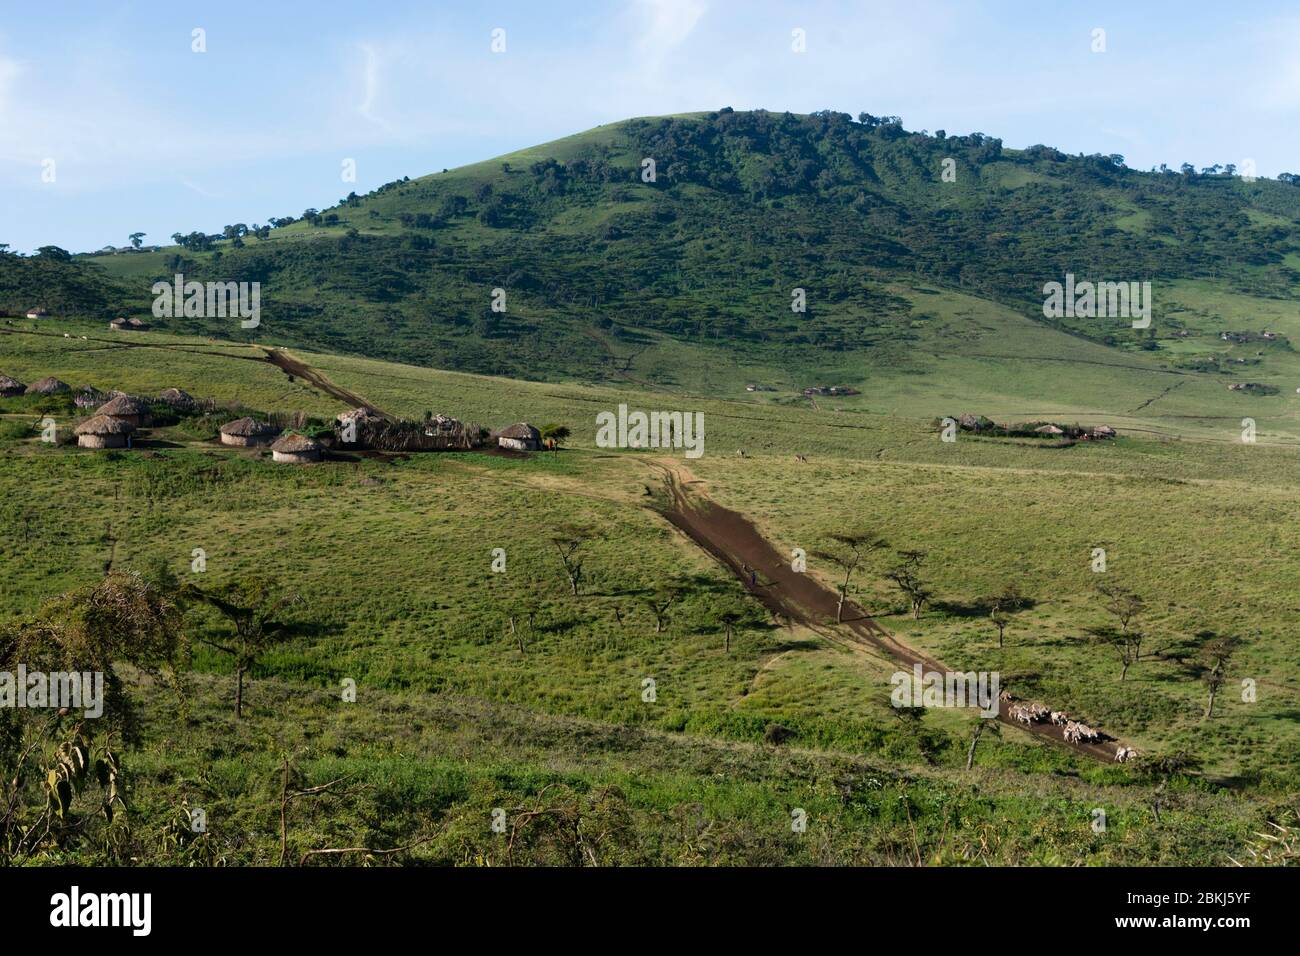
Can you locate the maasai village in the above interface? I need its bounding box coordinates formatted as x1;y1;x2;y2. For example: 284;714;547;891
0;7;1296;924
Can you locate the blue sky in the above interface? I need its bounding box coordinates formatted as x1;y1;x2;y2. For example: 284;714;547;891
3;0;1299;253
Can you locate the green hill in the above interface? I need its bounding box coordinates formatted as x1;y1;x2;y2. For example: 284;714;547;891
6;109;1300;426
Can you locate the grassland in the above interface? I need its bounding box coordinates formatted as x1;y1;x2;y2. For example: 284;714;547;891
0;323;1295;865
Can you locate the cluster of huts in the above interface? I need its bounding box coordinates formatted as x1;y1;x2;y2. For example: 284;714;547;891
2;369;546;463
949;413;1117;441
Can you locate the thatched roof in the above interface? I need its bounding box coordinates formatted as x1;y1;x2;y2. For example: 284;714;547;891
73;386;107;408
97;394;149;417
271;433;322;453
497;422;540;440
0;375;26;392
158;388;193;405
74;414;136;436
26;376;70;394
220;416;278;437
1034;424;1064;435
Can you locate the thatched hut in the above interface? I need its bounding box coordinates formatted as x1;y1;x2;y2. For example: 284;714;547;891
26;376;70;395
96;394;149;428
0;375;26;397
74;414;135;449
25;308;48;320
496;422;541;451
271;433;322;463
109;317;150;332
220;416;278;447
1034;424;1064;436
158;387;194;408
1091;425;1117;439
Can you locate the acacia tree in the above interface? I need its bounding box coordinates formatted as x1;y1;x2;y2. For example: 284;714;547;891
965;718;1000;770
1090;584;1152;680
987;582;1026;648
811;531;888;623
551;526;591;597
886;550;932;620
187;577;301;718
1197;632;1240;719
640;581;683;633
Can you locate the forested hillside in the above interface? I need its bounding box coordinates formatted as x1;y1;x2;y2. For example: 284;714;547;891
8;109;1300;386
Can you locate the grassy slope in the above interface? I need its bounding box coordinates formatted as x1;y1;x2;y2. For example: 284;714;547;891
1;327;1296;864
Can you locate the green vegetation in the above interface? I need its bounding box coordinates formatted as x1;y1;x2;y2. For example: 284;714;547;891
0;323;1294;865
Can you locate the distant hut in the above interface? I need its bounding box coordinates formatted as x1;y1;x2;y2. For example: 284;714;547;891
109;317;150;332
1034;424;1064;436
25;376;70;395
0;375;26;397
95;394;149;428
73;385;107;409
25;307;48;320
1091;425;1117;439
74;414;135;449
158;387;195;409
496;422;541;451
271;433;322;463
220;416;278;447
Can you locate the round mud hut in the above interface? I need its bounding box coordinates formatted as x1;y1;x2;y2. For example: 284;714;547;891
220;416;279;447
0;375;26;397
95;394;149;428
74;414;135;449
25;376;71;395
271;433;323;464
496;422;541;451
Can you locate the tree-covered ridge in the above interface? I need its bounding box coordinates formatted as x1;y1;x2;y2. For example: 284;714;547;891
8;109;1300;383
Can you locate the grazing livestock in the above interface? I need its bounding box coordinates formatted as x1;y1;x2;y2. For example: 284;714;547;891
1115;746;1138;763
1051;711;1069;726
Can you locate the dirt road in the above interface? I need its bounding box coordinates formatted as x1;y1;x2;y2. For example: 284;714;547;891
654;462;1121;763
262;348;387;416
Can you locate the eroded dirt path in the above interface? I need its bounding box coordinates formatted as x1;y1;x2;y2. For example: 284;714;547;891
652;461;1120;763
262;348;386;415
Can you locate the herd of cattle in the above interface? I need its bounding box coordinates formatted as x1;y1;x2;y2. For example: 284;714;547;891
998;691;1138;762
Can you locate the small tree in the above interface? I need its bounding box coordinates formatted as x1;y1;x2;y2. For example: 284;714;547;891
965;718;1000;770
540;424;571;448
886;550;931;620
811;532;888;623
987;582;1027;648
1097;582;1145;634
640;582;682;633
1197;631;1240;719
1085;624;1148;681
551;526;591;597
187;577;301;718
128;232;145;249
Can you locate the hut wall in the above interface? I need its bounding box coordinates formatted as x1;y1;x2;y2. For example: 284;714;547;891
272;449;320;463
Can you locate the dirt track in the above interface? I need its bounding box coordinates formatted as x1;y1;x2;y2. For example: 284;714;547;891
654;462;1120;763
263;348;386;415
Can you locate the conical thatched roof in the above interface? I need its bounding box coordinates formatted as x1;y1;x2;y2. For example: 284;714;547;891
97;394;149;417
75;414;136;436
497;422;540;440
0;374;26;393
271;433;322;453
220;416;278;437
26;376;70;394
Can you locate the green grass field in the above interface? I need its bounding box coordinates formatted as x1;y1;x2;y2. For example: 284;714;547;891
1;321;1295;865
